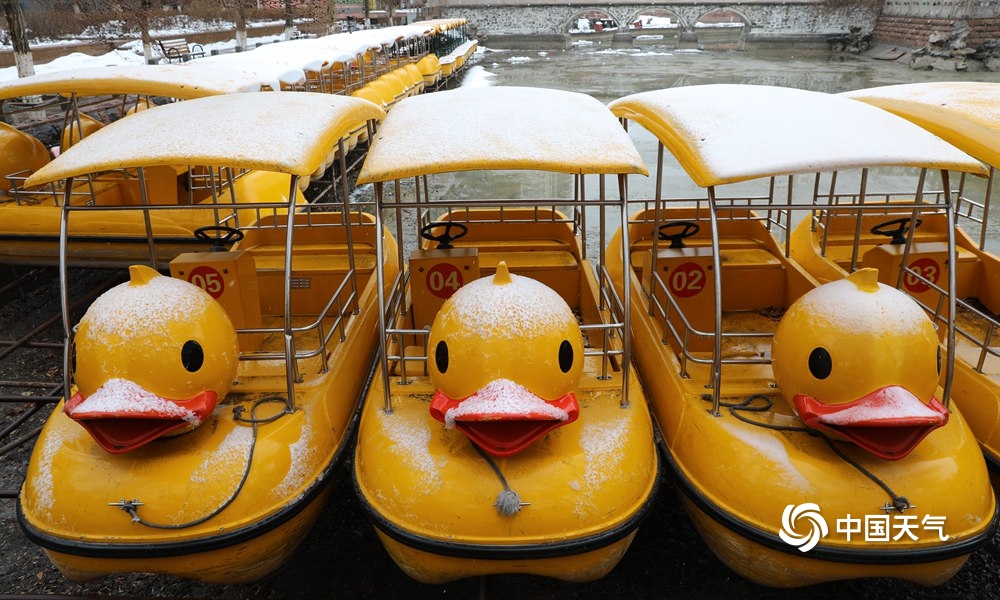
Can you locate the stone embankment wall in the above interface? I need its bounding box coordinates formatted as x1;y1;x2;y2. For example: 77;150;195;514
875;0;999;47
872;0;1000;70
429;0;879;49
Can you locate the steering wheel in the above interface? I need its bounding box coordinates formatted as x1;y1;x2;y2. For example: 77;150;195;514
420;221;468;250
870;217;922;246
657;221;701;249
194;225;244;252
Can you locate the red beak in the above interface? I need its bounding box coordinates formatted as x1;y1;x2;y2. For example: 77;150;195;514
430;379;579;456
65;378;217;454
793;385;949;460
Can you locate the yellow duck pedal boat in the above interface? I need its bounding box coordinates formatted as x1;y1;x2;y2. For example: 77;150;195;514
606;84;998;587
352;86;660;584
17;92;395;584
786;82;1000;484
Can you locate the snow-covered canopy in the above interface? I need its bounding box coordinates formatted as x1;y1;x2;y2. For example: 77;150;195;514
608;83;988;187
0;63;277;101
25;93;384;185
357;86;648;183
841;82;1000;170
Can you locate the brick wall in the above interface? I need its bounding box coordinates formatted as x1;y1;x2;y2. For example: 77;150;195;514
873;15;1000;47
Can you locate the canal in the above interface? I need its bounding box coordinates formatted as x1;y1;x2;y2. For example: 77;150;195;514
2;42;998;600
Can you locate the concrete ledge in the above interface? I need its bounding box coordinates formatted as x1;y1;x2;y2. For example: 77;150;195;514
479;34;572;50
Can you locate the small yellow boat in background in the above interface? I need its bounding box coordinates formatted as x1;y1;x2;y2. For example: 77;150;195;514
352;86;660;584
17;92;395;584
607;84;997;587
790;81;1000;481
0;64;295;267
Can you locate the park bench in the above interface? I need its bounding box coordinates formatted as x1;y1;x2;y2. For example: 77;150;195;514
157;38;206;63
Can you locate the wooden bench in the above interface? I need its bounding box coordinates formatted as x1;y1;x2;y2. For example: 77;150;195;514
157;38;205;63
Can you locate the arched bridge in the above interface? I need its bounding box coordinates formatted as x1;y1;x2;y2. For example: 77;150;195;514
428;1;875;47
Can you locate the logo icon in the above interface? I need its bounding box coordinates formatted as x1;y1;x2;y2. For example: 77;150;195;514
779;503;828;553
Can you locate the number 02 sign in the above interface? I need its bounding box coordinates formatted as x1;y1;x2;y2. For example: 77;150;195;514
668;262;706;298
187;266;225;299
426;263;463;299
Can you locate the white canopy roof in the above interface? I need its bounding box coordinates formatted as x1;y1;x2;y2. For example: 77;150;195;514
841;82;1000;169
357;86;648;183
608;84;988;187
0;63;276;100
25;93;384;185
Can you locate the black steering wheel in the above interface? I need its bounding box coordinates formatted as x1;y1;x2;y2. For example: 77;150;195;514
870;217;923;245
657;221;701;249
420;221;468;250
194;225;244;252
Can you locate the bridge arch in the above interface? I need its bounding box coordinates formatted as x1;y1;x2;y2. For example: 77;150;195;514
564;9;621;34
626;8;688;32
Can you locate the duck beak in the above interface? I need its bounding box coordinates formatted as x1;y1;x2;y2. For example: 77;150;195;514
793;385;949;460
430;378;579;456
64;378;216;454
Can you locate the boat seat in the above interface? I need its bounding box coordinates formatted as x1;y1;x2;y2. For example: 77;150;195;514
644;245;786;353
252;251;377;315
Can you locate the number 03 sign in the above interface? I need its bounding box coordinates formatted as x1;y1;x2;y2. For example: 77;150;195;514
187;265;225;299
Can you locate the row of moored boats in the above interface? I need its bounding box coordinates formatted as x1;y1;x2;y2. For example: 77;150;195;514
1;36;999;589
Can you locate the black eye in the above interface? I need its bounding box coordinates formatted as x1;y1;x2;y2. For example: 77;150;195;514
808;347;832;380
435;341;449;374
559;340;574;373
182;340;204;372
937;346;942;374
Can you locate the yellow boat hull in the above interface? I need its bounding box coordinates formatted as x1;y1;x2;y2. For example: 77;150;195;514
682;496;968;588
608;215;998;587
26;484;332;584
374;529;638;585
18;215;399;583
354;368;659;584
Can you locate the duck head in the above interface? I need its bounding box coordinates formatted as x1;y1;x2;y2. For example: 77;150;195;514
428;262;584;456
772;268;948;460
64;265;239;454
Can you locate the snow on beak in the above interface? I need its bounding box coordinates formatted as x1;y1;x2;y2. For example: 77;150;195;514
430;378;579;456
64;378;216;454
793;385;949;460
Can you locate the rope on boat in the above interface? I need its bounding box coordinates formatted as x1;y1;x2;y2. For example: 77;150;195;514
472;443;528;517
108;396;293;529
719;394;912;513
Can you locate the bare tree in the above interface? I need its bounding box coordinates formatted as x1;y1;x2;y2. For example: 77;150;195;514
381;0;399;26
283;0;295;40
1;0;35;77
108;0;157;63
222;0;250;50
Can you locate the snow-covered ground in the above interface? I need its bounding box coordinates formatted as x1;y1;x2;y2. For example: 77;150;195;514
1;18;293;83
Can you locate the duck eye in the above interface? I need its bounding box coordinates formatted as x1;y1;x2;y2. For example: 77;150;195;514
808;347;832;380
558;340;574;374
435;341;449;374
937;346;942;374
181;340;204;372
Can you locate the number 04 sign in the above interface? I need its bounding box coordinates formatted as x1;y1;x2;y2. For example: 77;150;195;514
426;263;464;299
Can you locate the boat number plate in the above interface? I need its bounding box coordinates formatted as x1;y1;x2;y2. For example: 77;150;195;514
291;278;311;289
187;266;225;299
427;263;463;299
903;258;939;293
668;262;705;298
